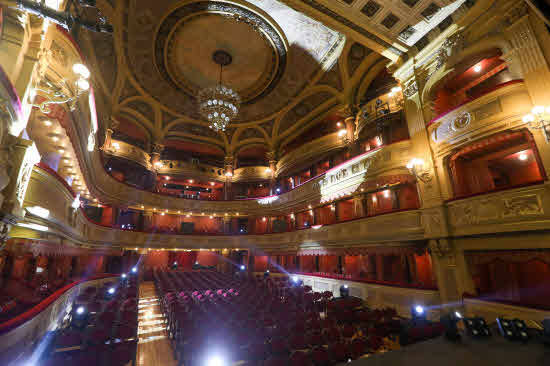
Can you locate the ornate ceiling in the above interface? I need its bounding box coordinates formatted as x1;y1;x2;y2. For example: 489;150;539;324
82;0;401;165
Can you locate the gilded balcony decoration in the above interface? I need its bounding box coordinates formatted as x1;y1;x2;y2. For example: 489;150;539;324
102;139;152;170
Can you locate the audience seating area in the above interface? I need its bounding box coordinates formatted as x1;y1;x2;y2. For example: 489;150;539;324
38;276;139;366
154;270;407;366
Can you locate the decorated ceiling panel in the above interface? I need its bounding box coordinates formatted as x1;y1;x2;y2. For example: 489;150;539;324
84;0;405;165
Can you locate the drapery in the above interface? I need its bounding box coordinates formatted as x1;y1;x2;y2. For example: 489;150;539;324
466;250;550;309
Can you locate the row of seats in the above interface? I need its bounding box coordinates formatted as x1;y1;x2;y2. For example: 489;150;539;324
153;269;404;366
40;276;139;366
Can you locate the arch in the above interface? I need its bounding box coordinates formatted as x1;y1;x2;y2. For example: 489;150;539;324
422;34;512;104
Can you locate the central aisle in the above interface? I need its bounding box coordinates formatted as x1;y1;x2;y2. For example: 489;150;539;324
136;281;178;366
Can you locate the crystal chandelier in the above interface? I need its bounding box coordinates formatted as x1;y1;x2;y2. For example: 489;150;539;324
198;50;241;132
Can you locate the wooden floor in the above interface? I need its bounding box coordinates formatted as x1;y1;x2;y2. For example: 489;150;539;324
136;282;178;366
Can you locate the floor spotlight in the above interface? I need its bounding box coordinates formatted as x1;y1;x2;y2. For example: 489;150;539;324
206;355;225;366
411;305;427;322
497;318;529;342
441;311;463;342
463;317;491;338
339;284;349;298
240;265;245;270
72;306;88;329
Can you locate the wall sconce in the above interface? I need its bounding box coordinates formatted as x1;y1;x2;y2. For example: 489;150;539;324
523;106;550;143
406;158;432;183
30;63;91;113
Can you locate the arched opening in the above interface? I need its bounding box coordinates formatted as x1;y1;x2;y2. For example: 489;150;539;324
432;49;519;118
448;129;546;198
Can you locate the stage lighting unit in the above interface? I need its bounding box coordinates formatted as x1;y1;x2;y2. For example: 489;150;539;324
131;266;138;274
441;311;462;342
497;318;529;342
542;319;550;345
172;261;178;270
411;305;427;322
339;284;349;298
240;265;245;271
291;275;303;287
71;305;89;329
264;270;270;278
463;317;491;338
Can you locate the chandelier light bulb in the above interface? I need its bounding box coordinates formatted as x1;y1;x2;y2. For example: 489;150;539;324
72;63;91;79
76;78;90;91
523;114;535;123
532;106;545;115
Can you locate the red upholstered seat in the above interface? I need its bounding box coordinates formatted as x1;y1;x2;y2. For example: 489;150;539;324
290;351;312;366
311;347;330;366
329;341;349;362
55;329;83;348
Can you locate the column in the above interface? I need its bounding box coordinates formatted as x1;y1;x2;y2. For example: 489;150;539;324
353;196;365;218
142;211;153;232
224;155;234;200
150;143;164;170
266;151;277;195
223;216;232;234
101;117;119;151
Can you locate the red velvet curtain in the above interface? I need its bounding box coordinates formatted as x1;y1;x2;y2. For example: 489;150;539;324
467;250;550;309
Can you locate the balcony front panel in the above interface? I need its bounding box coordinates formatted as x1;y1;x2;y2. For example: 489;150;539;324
447;183;550;236
89;139;412;215
85;209;424;251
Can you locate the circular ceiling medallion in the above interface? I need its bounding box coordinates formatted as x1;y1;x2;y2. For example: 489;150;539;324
154;1;287;105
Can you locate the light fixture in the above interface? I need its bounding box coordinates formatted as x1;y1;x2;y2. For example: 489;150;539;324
188;179;194;183
473;63;482;72
336;122;342;127
108;287;115;295
518;152;528;161
406;158;432;183
71;194;81;209
161;212;165;216
43;120;52;127
338;129;347;137
210;182;215;186
209;215;213;219
240;265;245;271
225;171;233;177
112;142;120;150
206;355;225;366
30;62;91;113
26;206;50;219
76;306;86;315
198;50;240;132
132;267;137;273
312;225;323;230
262;217;266;222
523;106;550;142
186;214;190;218
265;167;272;174
383;190;390;198
121;273;127;279
51;136;59;142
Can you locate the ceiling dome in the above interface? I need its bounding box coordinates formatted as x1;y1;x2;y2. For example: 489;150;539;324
124;0;344;123
156;4;287;105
